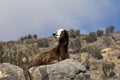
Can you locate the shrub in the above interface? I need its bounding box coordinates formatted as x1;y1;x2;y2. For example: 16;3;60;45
75;30;80;37
37;38;49;47
103;37;112;47
102;62;115;78
105;25;115;35
69;29;75;38
69;29;80;38
69;38;81;52
97;30;104;37
28;34;32;39
83;60;90;70
19;37;24;41
19;34;38;41
86;32;97;43
81;46;102;59
0;43;4;63
91;47;103;59
33;34;38;39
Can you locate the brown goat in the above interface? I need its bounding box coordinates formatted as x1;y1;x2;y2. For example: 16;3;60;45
29;29;69;68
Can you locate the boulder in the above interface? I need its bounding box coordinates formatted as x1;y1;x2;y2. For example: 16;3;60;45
112;33;120;41
80;53;89;63
101;48;112;61
101;48;112;54
0;63;25;80
29;59;90;80
69;38;81;53
69;53;80;61
113;64;120;78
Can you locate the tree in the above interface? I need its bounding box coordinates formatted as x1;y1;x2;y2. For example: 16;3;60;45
28;34;32;39
86;32;97;43
105;25;115;35
33;34;38;39
69;29;75;38
102;62;115;78
69;38;81;52
0;43;4;63
69;29;80;38
75;30;80;37
37;38;49;47
97;30;104;37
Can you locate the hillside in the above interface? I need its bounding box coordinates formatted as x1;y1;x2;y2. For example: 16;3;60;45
0;28;120;80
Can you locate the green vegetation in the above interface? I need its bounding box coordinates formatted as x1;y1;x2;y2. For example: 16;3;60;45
69;29;80;38
37;38;49;47
105;25;115;35
69;38;81;52
0;26;120;80
102;62;115;78
81;46;103;59
20;34;38;41
103;37;112;47
0;43;4;63
96;30;104;37
86;32;97;43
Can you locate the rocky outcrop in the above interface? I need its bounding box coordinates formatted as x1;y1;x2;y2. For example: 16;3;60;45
69;38;81;53
0;63;25;80
112;32;120;41
29;59;90;80
80;53;89;63
101;48;112;61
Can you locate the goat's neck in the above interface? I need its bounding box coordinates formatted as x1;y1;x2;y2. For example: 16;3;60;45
58;44;68;53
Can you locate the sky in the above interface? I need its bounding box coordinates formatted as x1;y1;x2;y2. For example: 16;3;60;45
0;0;120;41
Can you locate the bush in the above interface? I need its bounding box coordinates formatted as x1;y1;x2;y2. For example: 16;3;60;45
91;47;103;59
105;25;115;35
0;43;4;63
33;34;38;39
102;62;115;78
69;38;81;52
27;34;32;39
19;34;38;41
37;38;49;47
75;30;80;37
103;37;112;47
97;30;104;37
81;46;102;59
83;60;90;70
86;32;97;43
69;29;80;38
69;29;75;38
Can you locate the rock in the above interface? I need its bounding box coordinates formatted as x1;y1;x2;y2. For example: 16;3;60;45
112;33;120;41
80;53;89;63
102;61;115;78
69;53;80;61
0;63;25;80
101;48;112;53
29;67;43;80
101;48;112;61
69;38;81;53
114;64;120;78
29;59;90;80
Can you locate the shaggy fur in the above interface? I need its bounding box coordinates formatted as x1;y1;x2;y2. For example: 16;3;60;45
29;29;69;68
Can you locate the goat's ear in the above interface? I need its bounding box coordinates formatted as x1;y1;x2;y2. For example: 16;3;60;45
52;33;56;36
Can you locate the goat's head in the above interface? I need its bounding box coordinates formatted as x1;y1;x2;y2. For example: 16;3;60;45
53;29;64;40
53;29;69;46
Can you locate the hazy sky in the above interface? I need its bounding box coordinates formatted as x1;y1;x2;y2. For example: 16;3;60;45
0;0;120;41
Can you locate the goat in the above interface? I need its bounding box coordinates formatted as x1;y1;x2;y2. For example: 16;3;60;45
29;29;69;68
